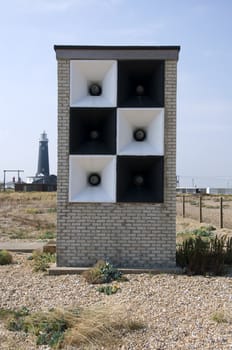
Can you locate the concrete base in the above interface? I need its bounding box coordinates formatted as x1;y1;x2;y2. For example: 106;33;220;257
48;264;182;275
0;241;46;253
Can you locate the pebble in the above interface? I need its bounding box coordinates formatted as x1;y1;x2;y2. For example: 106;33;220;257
1;253;232;349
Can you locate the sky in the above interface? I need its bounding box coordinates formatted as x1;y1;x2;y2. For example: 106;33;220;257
0;0;232;187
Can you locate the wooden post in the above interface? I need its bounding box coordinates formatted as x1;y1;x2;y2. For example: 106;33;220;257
199;196;203;223
182;195;185;218
3;170;6;191
220;197;223;229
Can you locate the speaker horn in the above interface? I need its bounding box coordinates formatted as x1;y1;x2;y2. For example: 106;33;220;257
70;60;117;107
118;60;164;107
70;108;116;155
117;108;164;155
117;156;164;203
69;155;116;202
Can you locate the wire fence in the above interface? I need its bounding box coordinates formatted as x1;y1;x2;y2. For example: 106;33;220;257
176;195;232;229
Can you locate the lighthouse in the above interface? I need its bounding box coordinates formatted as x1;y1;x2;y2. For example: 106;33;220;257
36;131;49;176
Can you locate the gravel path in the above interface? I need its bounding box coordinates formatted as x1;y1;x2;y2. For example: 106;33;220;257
1;253;232;349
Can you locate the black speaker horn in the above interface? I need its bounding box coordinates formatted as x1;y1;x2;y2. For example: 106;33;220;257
117;156;164;203
70;108;116;155
118;60;164;107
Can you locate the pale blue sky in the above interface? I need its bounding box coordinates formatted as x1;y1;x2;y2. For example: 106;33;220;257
0;0;232;187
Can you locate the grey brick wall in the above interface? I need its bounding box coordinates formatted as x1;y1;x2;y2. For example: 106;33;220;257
56;58;177;268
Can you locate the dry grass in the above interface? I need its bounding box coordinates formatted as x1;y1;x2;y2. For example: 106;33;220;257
0;191;56;241
177;195;232;230
63;305;145;349
211;307;232;324
1;191;232;242
2;305;144;349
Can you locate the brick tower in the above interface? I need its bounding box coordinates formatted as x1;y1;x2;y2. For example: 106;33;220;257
54;45;180;268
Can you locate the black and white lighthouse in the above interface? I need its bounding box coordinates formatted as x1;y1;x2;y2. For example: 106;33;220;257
36;131;49;176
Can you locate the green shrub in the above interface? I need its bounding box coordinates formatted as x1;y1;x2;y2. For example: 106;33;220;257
31;250;56;272
39;231;56;240
225;237;232;265
176;235;226;275
100;261;123;283
7;307;30;331
0;250;13;265
0;308;16;321
192;226;215;238
97;284;120;295
208;236;225;275
7;308;69;348
176;226;216;245
211;309;232;324
83;260;127;284
47;207;57;213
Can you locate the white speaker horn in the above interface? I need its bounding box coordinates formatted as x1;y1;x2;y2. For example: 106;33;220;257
117;108;164;155
70;60;117;107
69;155;116;202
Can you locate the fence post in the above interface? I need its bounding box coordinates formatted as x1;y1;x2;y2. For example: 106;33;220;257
199;196;203;223
220;197;223;229
182;195;185;218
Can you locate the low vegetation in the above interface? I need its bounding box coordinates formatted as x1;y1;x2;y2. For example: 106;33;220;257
192;225;216;238
0;305;144;349
176;235;232;275
0;191;56;241
211;311;229;324
47;207;57;213
0;250;13;265
177;225;216;244
211;308;232;324
39;231;56;240
97;284;120;295
25;208;43;214
29;250;56;272
83;260;128;284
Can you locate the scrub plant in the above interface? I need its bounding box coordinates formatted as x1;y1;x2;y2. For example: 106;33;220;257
97;284;120;295
30;250;56;272
83;260;127;284
39;231;56;240
0;250;13;265
225;236;232;264
176;235;226;275
5;306;144;349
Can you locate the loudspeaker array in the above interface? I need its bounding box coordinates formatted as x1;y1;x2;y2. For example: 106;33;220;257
69;59;164;202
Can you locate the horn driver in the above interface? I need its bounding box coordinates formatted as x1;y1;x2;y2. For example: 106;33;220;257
133;175;144;187
88;173;101;186
133;128;146;141
89;83;102;96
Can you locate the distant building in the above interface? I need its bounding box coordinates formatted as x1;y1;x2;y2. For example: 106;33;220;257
36;131;50;176
176;187;232;195
176;187;207;194
206;188;232;195
15;131;57;192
